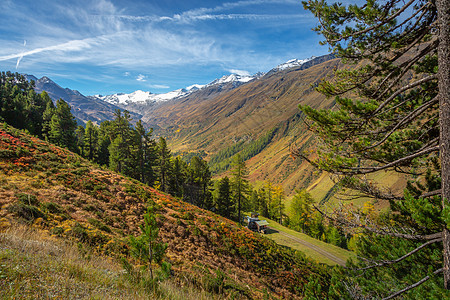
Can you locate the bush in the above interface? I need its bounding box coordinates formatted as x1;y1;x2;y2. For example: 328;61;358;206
15;193;39;206
7;202;45;222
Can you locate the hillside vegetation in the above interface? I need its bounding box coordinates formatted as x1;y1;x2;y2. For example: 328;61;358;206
144;57;342;196
0;123;331;299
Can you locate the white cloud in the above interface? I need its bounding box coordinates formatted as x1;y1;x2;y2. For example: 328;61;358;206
150;84;170;89
124;72;130;76
136;74;147;82
229;69;251;76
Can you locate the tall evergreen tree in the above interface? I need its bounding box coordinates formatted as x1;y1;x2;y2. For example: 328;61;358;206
133;120;157;186
156;137;172;193
169;157;187;198
231;154;250;223
184;156;212;209
83;120;99;161
96;120;112;166
297;0;450;297
75;125;85;156
214;176;234;219
49;99;77;151
109;110;133;174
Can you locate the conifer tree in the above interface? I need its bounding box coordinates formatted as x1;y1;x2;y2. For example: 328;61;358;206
84;120;99;161
49;99;77;151
169;157;187;198
215;176;234;219
133;120;157;186
231;154;250;223
184;156;212;209
96;120;112;166
156;137;172;193
297;0;450;297
109;110;133;174
75;125;85;156
290;189;315;233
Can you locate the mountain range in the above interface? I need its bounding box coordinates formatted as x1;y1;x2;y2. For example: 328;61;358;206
26;53;393;200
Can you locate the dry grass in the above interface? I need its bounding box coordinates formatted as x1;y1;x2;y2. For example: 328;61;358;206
0;225;213;300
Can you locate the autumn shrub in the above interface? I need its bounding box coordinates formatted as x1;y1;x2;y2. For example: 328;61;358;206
51;226;64;236
16;192;39;206
87;218;112;233
8;202;45;222
42;202;70;220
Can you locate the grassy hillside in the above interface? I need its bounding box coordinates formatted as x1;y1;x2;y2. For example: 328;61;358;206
0;123;332;299
144;58;342;196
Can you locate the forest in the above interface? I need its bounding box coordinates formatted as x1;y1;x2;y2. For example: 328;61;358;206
1;0;449;297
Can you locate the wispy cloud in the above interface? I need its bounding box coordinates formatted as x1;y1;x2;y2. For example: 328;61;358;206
0;36;102;62
136;74;147;82
150;84;170;89
229;69;251;76
15;40;26;69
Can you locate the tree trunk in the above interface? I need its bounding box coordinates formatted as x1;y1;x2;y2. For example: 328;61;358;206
437;0;450;289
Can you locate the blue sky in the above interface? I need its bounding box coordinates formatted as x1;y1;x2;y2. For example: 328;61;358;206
0;0;328;95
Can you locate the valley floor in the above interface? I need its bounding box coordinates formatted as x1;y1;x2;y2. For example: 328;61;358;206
262;220;355;266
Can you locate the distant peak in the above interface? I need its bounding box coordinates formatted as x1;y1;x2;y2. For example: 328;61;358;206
273;57;316;71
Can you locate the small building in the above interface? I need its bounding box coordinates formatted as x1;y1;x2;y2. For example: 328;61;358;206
244;213;269;234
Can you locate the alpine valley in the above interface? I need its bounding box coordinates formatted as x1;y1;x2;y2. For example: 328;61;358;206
28;54;381;200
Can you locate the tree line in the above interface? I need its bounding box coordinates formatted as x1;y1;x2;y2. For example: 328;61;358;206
0;71;286;223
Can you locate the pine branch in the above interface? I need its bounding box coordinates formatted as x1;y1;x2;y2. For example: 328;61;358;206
382;268;443;300
327;0;416;43
313;204;442;241
372;73;438;116
359;97;438;152
356;238;442;271
336;145;439;175
372;39;438;100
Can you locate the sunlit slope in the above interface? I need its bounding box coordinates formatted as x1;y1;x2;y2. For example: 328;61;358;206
145;58;341;195
0;124;331;299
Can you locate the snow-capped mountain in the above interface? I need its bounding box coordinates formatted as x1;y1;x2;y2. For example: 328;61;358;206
96;85;203;106
207;73;262;86
94;56;331;107
96;73;262;106
272;57;316;72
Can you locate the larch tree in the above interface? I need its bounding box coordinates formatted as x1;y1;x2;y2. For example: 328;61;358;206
295;0;449;297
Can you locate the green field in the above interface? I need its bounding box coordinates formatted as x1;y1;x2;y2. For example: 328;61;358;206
261;218;356;266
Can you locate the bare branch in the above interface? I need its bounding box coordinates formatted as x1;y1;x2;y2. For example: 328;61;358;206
421;189;442;198
382;268;443;300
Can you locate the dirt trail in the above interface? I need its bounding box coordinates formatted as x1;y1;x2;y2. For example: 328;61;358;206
269;227;347;266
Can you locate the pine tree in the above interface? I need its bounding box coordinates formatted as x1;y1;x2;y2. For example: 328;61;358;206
48;99;77;151
215;176;234;219
231;154;250;223
297;0;450;297
169;157;187;198
75;125;85;156
129;205;168;282
133;120;157;185
156;137;172;193
83;120;99;161
184;156;212;209
109;110;133;174
96;120;112;166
